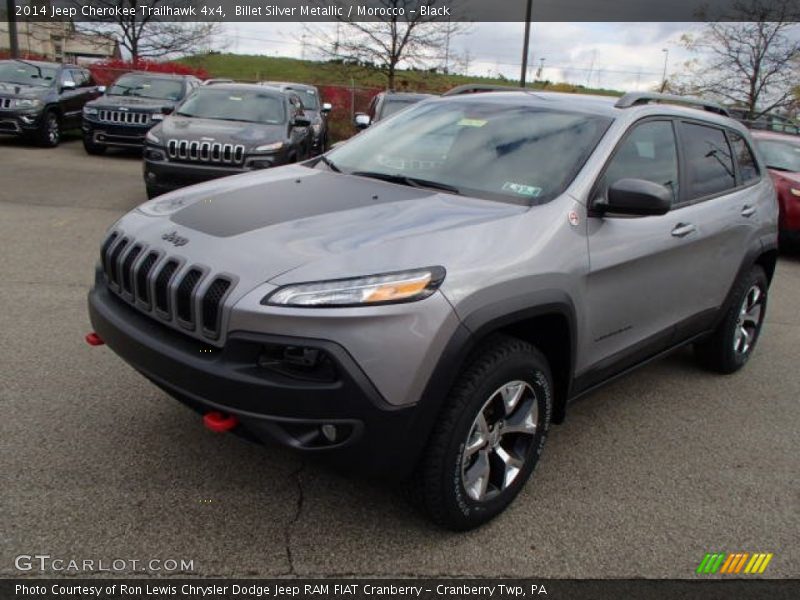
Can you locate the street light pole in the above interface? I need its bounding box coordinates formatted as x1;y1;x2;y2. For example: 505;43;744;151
660;48;669;93
6;0;19;58
520;0;533;87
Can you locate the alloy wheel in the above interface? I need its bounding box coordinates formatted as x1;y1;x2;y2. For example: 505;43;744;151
733;284;764;355
461;380;539;502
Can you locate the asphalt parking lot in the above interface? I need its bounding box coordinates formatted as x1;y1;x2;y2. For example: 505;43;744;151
1;135;798;579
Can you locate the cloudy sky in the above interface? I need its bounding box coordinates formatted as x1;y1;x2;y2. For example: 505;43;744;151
223;22;703;91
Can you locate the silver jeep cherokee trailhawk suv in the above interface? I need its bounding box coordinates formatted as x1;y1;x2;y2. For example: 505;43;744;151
88;90;778;530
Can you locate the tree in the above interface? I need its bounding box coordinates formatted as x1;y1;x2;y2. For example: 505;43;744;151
305;1;468;89
673;0;800;119
74;0;222;62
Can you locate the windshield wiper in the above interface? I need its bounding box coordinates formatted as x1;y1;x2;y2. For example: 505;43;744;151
318;155;340;172
350;171;460;195
766;165;795;172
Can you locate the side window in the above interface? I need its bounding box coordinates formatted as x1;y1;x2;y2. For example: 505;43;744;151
601;120;679;203
61;70;75;88
679;122;736;200
728;132;759;184
71;70;87;87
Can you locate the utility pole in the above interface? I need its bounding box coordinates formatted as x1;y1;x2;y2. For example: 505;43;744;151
660;48;669;93
6;0;19;58
443;17;451;74
519;0;532;87
586;50;596;87
536;57;545;80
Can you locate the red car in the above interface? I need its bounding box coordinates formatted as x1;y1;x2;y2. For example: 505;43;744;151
752;131;800;247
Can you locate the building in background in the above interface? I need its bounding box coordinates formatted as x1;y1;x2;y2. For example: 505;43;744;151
0;21;119;63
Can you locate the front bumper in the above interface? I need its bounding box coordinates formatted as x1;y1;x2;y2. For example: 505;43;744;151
0;110;44;135
82;118;153;148
88;283;423;476
143;154;281;195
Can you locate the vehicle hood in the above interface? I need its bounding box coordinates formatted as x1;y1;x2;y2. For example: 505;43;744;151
768;168;800;185
116;165;530;299
87;94;178;111
0;81;50;98
157;116;286;146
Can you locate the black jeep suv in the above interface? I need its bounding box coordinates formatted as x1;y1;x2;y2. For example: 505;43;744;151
82;72;201;154
259;81;331;154
142;83;313;198
0;59;101;146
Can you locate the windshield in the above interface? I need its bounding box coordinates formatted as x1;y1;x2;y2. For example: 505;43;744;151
176;89;286;124
755;138;800;172
327;99;612;203
108;75;184;100
0;61;57;87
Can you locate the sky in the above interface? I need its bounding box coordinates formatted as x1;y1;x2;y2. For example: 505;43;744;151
222;22;703;91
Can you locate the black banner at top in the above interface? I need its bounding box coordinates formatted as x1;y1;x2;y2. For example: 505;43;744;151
5;0;800;23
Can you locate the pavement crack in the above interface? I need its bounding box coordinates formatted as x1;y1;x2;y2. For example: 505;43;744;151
283;460;306;577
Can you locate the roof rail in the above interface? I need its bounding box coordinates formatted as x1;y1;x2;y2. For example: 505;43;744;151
442;83;531;96
615;92;730;117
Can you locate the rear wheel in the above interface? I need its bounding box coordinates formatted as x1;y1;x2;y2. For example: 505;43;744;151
35;110;60;147
412;335;552;530
695;266;768;373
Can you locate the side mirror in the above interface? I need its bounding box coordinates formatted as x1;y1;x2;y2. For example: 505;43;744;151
61;81;76;91
97;85;106;94
354;113;371;129
293;114;311;127
321;102;332;113
597;178;672;216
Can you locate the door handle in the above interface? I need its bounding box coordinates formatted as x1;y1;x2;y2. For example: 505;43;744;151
741;205;756;218
671;223;696;238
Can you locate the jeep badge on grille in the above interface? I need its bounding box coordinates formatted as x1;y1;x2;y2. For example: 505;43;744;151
162;231;189;247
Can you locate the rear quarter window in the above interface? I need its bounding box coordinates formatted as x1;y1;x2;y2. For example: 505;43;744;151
728;132;760;184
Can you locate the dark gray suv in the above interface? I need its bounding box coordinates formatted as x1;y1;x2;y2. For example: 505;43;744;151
88;91;778;530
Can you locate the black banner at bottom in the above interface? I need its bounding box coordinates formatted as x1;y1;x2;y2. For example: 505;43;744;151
2;579;798;600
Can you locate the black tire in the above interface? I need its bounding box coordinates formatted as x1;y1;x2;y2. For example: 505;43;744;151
83;137;106;155
695;266;768;374
35;110;60;147
411;335;553;531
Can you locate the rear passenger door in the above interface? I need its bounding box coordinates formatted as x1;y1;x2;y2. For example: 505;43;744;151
667;121;759;337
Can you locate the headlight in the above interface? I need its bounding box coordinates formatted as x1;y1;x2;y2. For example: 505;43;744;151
254;141;284;152
790;188;800;197
83;106;98;115
263;267;445;307
145;130;161;144
151;113;165;121
312;122;322;135
14;98;42;109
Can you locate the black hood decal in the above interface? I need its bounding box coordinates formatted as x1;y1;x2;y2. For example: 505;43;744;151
171;169;434;237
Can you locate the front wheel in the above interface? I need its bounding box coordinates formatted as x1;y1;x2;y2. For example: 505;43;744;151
35;111;60;147
412;335;553;530
83;137;106;155
695;266;768;374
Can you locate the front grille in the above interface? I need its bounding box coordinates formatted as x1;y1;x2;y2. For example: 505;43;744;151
202;278;232;337
154;260;179;313
98;109;150;125
100;231;235;341
167;139;245;165
176;268;203;323
0;98;10;109
120;244;143;294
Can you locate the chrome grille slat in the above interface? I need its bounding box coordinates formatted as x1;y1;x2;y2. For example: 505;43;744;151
167;139;246;165
98;109;149;125
0;98;11;109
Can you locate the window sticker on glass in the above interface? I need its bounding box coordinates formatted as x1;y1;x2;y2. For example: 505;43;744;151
458;118;487;127
502;182;542;197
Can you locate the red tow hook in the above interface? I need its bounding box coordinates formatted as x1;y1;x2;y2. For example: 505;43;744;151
203;411;238;433
85;332;105;346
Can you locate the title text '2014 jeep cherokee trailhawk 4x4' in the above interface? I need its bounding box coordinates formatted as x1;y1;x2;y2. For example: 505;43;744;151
87;91;778;530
